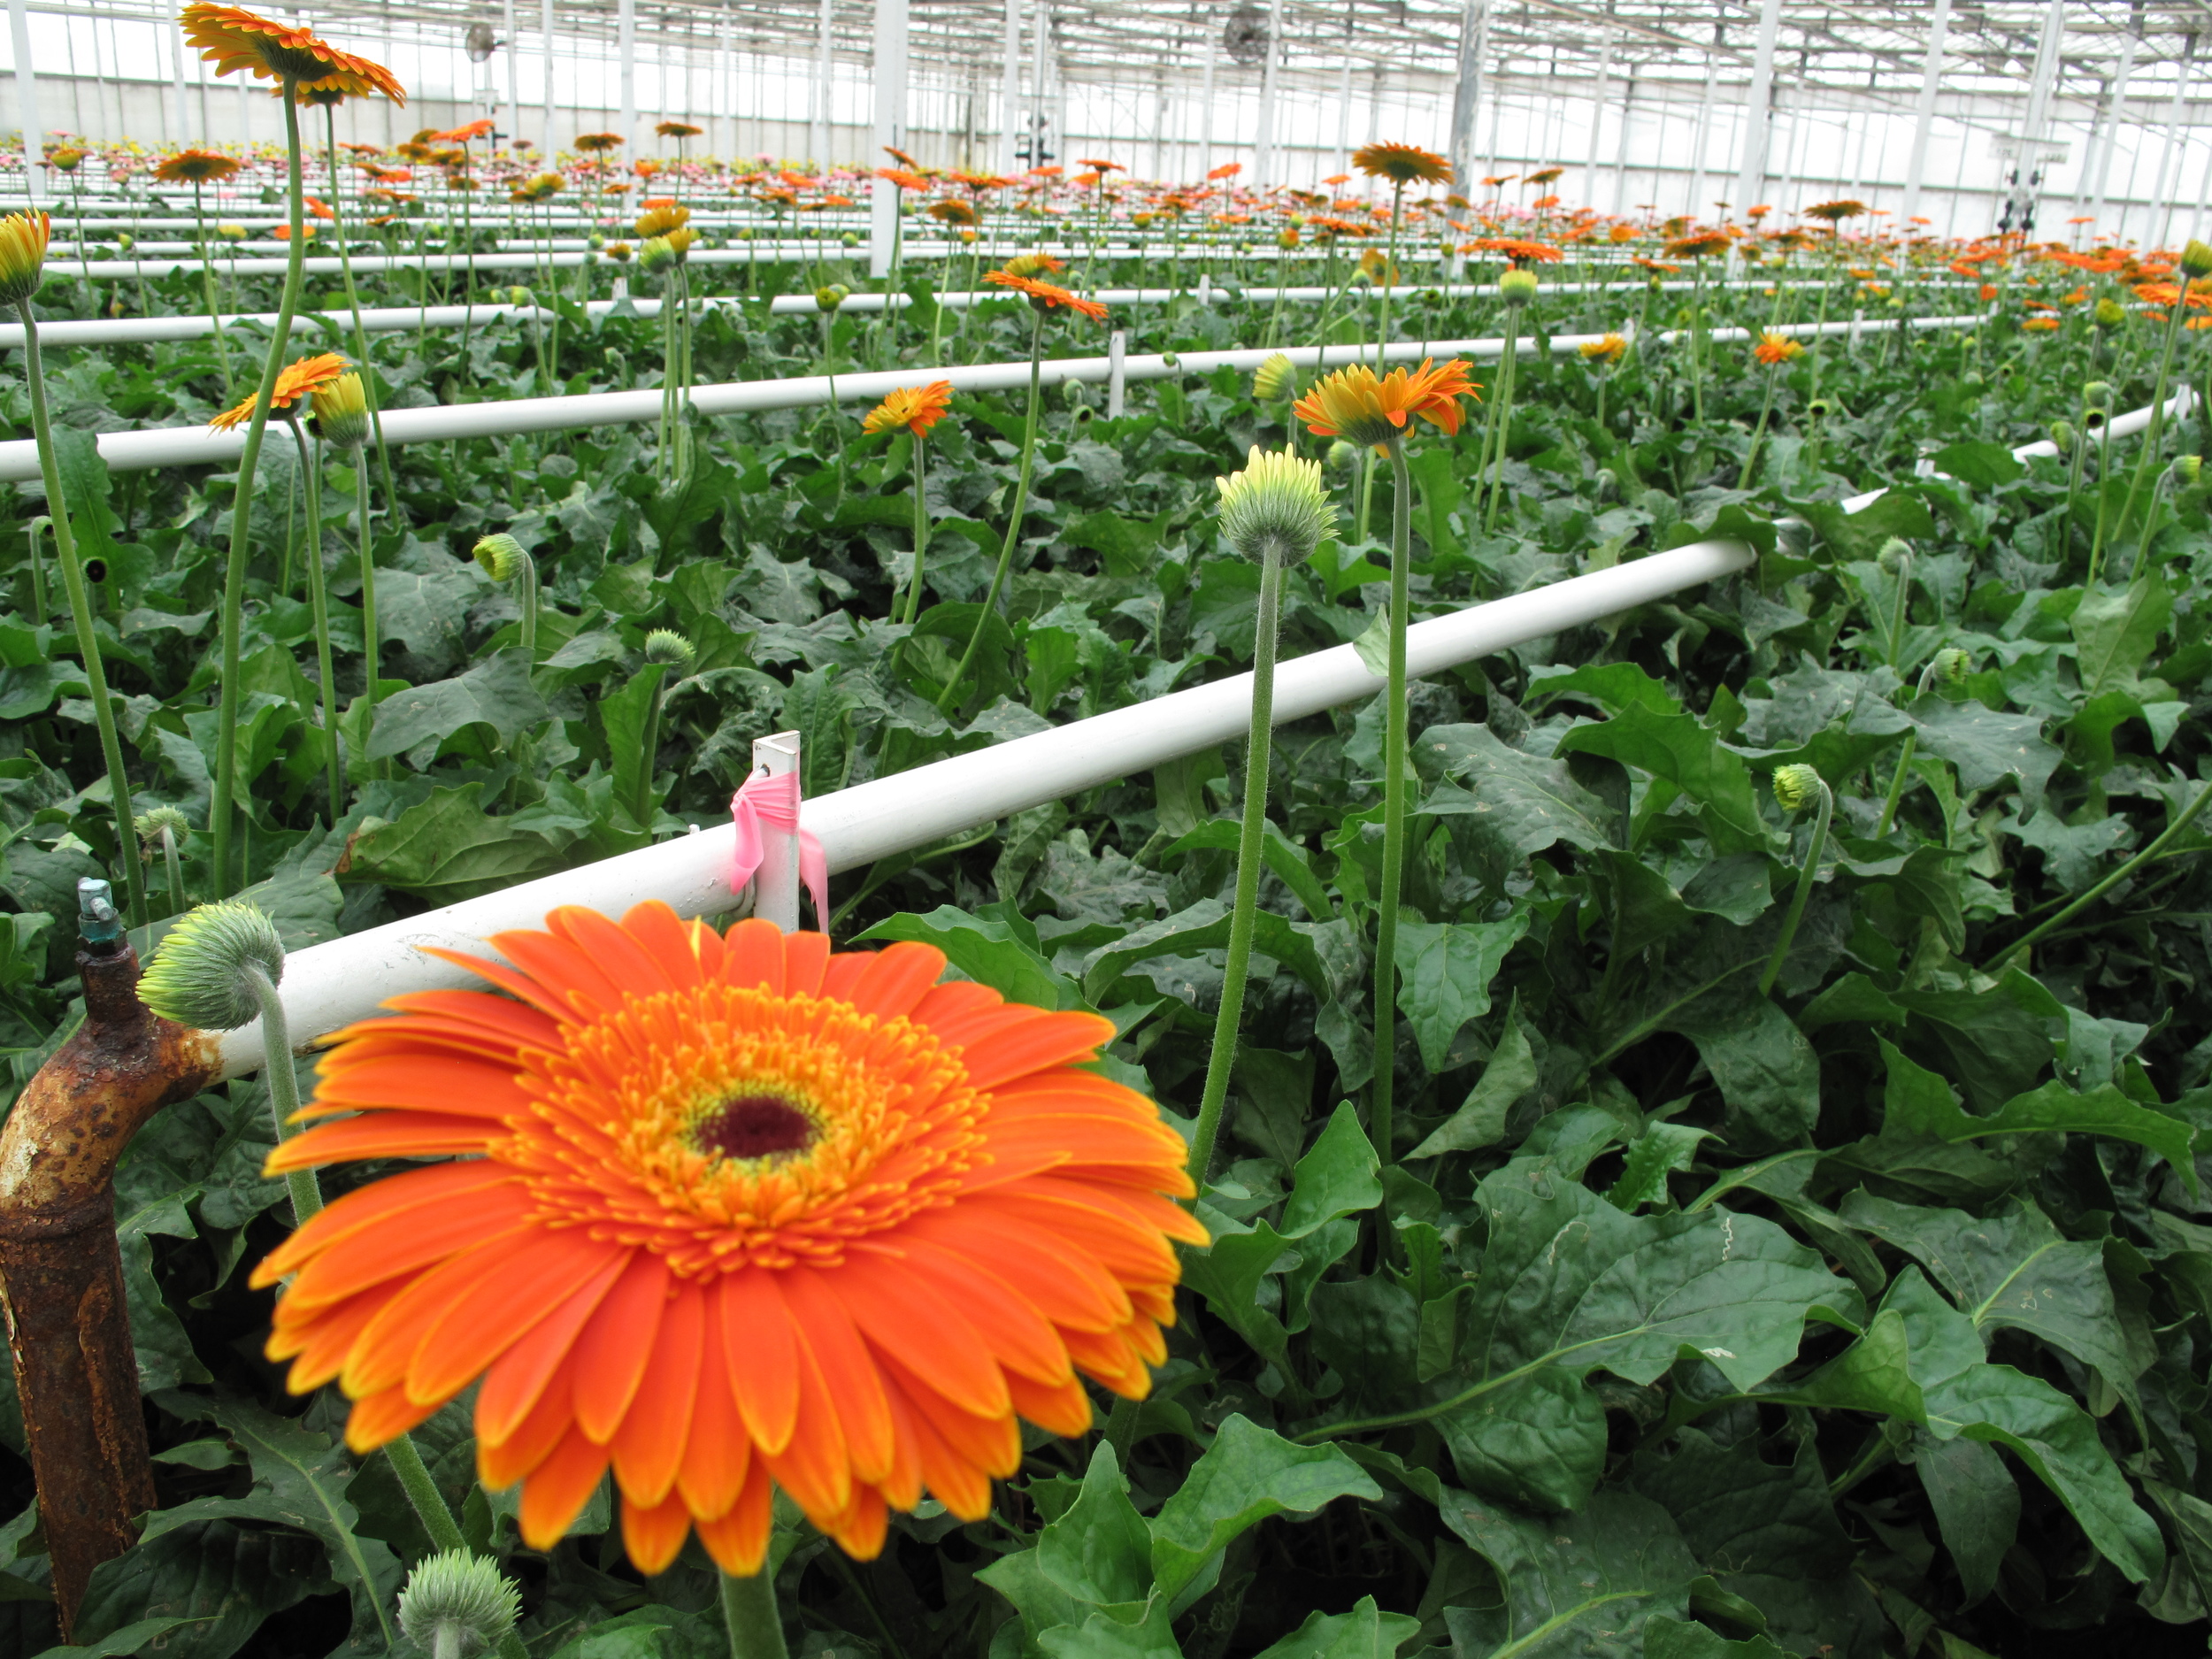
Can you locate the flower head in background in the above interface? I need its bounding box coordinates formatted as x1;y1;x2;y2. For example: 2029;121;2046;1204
250;906;1202;1575
862;380;955;439
1803;199;1866;224
657;120;705;140
1664;231;1733;259
154;149;244;185
1294;357;1479;451
1753;332;1805;365
310;371;372;450
1353;142;1451;187
209;351;349;430
573;132;625;153
983;270;1110;319
1251;352;1294;400
181;4;405;102
1216;446;1336;565
1579;333;1628;365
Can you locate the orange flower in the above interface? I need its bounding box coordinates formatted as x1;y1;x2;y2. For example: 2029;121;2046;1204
1355;142;1450;186
154;149;243;185
1206;161;1241;180
1979;282;1999;302
573;132;625;152
983;270;1110;319
1664;232;1732;259
438;119;495;142
209;350;349;430
1579;333;1628;364
877;168;932;193
2023;316;2061;332
863;380;955;438
1293;357;1479;451
1753;332;1805;365
1463;236;1563;264
657;119;704;138
250;907;1202;1575
180;4;405;102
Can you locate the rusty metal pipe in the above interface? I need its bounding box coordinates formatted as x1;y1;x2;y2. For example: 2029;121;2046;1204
0;883;219;1632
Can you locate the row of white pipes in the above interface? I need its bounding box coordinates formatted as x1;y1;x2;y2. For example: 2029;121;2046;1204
0;312;1984;482
199;308;2107;1078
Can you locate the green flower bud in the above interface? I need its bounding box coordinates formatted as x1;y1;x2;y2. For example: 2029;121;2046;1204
643;628;695;669
1498;267;1540;306
137;900;284;1031
1807;397;1836;419
2176;454;2203;486
1215;445;1337;565
639;235;676;274
396;1550;520;1659
134;804;190;842
1932;647;1971;683
2184;239;2212;279
1324;439;1357;473
472;533;526;582
813;282;851;312
2093;296;2126;329
2048;419;2077;454
1877;537;1911;575
1771;764;1826;812
2083;380;2113;412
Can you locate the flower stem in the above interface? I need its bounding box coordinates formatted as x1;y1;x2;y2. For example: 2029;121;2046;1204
322;104;399;514
1372;442;1414;1169
1187;543;1283;1191
1875;730;1919;838
1737;365;1779;490
1993;773;2212;970
938;307;1044;713
284;419;343;818
2115;292;2192;555
899;437;931;626
355;454;381;704
384;1432;464;1551
633;666;671;828
1757;779;1832;997
211;81;311;897
22;514;49;626
16;302;147;928
1482;316;1518;534
719;1569;790;1659
189;180;234;396
159;825;184;915
242;961;321;1224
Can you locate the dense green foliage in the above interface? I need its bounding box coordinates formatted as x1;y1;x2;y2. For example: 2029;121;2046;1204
4;251;2212;1659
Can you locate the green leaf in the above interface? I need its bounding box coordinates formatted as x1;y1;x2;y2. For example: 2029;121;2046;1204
854;905;1079;1010
1898;697;2060;813
1669;995;1820;1147
1167;818;1335;922
2071;577;2170;698
1249;1597;1423;1659
1282;1102;1383;1236
337;782;567;902
1147;1415;1381;1603
1440;1489;1699;1659
1409;997;1538;1157
1642;1616;1793;1659
1556;704;1767;854
1394;912;1531;1073
1840;1188;2141;1402
1913;1435;2018;1608
365;649;547;761
1527;661;1683;716
1607;1121;1713;1211
1036;1442;1154;1610
72;1521;328;1659
1875;1039;2195;1191
1416;723;1617;868
1930;440;2024;489
30;1616;211;1659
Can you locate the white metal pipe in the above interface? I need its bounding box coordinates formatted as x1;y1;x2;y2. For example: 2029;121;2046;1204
212;535;1758;1078
0;315;1983;484
1448;0;1488;188
753;733;803;931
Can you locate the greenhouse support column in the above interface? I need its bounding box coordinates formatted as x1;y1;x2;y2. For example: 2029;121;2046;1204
1611;67;1634;212
814;0;835;168
618;0;636;146
868;0;908;277
1253;0;1283;188
1197;28;1216;176
996;0;1019;170
1585;31;1612;196
1028;0;1048;165
2018;0;2065;159
2150;50;2193;248
1899;0;1950;226
1686;41;1716;217
541;0;556;150
1732;0;1781;211
503;0;520;141
1334;58;1352;178
2085;29;2137;226
169;18;190;142
8;0;40;203
751;734;803;931
1448;0;1488;189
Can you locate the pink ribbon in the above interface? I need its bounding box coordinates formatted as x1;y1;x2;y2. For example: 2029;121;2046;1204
730;769;829;930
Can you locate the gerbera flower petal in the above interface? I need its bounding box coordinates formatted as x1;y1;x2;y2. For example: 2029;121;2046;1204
677;1296;753;1522
407;1227;625;1406
610;1283;706;1507
265;1111;495;1171
571;1250;672;1442
777;1269;897;1483
341;1227;545;1405
282;1184;536;1314
518;1425;613;1550
829;1265;1009;1419
718;1269;804;1454
477;1248;630;1445
252;1160;519;1287
695;1457;776;1576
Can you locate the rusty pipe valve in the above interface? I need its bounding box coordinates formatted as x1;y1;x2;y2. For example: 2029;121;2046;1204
0;879;219;1632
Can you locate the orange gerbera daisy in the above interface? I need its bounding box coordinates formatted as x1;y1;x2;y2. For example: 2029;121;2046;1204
154;149;243;185
983;270;1110;319
250;907;1201;1577
1753;331;1805;365
209;350;349;430
1354;142;1451;186
180;4;405;102
1293;357;1479;451
1463;235;1563;265
1579;333;1628;364
863;380;955;438
1665;231;1733;259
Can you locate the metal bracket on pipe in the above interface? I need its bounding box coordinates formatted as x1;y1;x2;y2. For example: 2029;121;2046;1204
1108;330;1127;419
750;732;803;933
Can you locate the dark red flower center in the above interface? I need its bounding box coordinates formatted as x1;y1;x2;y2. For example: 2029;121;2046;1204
696;1094;817;1161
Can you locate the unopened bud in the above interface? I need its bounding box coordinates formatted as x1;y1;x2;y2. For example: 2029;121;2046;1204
1771;764;1826;812
137;900;284;1031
